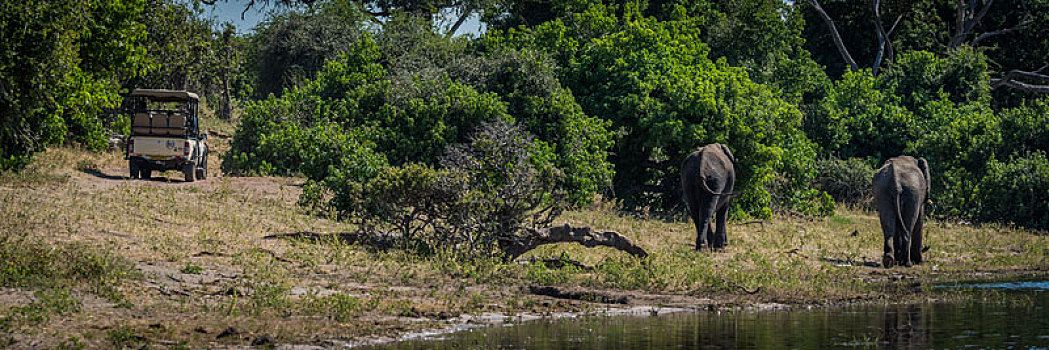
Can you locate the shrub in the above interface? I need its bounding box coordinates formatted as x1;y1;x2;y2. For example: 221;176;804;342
814;157;875;206
973;154;1049;231
906;98;1000;217
330;121;566;257
229;35;614;207
998;98;1049;158
807;69;916;160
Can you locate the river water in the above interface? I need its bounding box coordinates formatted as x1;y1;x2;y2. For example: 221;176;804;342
365;281;1049;349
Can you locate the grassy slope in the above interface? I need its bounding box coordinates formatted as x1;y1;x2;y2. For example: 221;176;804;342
1;120;1047;347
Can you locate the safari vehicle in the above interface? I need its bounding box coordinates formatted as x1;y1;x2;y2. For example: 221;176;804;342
124;89;208;182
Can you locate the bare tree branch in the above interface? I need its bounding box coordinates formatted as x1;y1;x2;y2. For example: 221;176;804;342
952;0;966;47
886;14;902;64
949;0;996;48
805;0;859;71
967;0;995;34
949;0;1032;50
971;19;1030;46
872;0;888;75
445;6;473;38
990;68;1049;93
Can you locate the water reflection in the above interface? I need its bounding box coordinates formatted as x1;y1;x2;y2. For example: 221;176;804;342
881;304;928;350
366;283;1048;350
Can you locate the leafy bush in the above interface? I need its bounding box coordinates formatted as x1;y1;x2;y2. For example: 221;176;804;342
230;121;387;181
814;158;875;206
974;154;1049;231
998;98;1049;158
906;98;1000;217
881;49;990;111
328;121;565;257
807;69;916;160
229;34;614;206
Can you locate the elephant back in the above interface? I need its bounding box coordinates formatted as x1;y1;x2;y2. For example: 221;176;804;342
874;156;926;196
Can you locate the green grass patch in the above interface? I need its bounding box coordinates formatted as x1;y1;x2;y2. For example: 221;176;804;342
106;324;148;349
0;231;135;300
179;262;204;275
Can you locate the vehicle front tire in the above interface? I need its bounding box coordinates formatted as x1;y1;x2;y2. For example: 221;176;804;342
129;160;139;179
183;162;196;183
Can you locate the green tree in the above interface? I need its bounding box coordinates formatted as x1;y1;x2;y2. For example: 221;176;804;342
248;1;364;98
486;7;830;216
1;0;148;170
134;0;214;91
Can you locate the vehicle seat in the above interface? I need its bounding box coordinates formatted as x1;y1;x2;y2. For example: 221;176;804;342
132;113;152;135
167;113;187;136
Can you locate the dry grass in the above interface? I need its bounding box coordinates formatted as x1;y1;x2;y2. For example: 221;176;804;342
1;135;1047;348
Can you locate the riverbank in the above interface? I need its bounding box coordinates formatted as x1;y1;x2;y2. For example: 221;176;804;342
2;146;1047;348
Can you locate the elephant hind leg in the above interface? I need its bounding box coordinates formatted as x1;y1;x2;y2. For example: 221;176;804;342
876;193;898;268
895;221;911;267
910;208;925;265
712;198;729;250
897;192;920;267
689;193;718;251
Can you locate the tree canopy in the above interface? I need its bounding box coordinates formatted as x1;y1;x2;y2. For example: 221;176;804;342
5;0;1049;231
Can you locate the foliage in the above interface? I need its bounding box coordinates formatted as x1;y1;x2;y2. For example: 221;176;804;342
881;49;990;112
974;153;1049;231
0;0;148;170
907;97;1048;227
230;30;614;205
814;158;875;206
907;97;1000;216
486;8;831;217
807;69;916;160
650;0;830;105
134;0;214;90
247;1;364;98
0;230;134;298
998;98;1049;158
331;121;566;257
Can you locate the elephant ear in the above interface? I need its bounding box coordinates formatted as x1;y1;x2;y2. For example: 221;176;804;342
917;157;931;190
719;143;736;164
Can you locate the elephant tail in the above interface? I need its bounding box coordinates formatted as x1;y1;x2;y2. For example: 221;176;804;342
698;176;735;196
892;162;912;239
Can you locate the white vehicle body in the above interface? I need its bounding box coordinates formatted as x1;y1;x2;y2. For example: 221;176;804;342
124;89;208;182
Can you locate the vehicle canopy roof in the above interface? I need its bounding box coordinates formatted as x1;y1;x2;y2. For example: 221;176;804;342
129;89;199;102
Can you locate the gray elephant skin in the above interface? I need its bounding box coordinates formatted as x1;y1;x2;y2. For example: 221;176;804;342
681;143;736;251
872;155;931;268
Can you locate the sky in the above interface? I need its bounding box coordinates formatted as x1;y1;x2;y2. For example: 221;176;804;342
200;1;280;33
200;0;484;36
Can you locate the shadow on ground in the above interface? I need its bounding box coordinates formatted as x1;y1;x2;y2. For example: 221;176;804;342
82;169;127;181
263;231;395;250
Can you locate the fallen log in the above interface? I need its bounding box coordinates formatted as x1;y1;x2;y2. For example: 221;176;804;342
501;224;649;261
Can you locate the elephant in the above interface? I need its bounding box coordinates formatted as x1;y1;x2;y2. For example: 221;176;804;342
681;143;736;251
872;155;931;268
